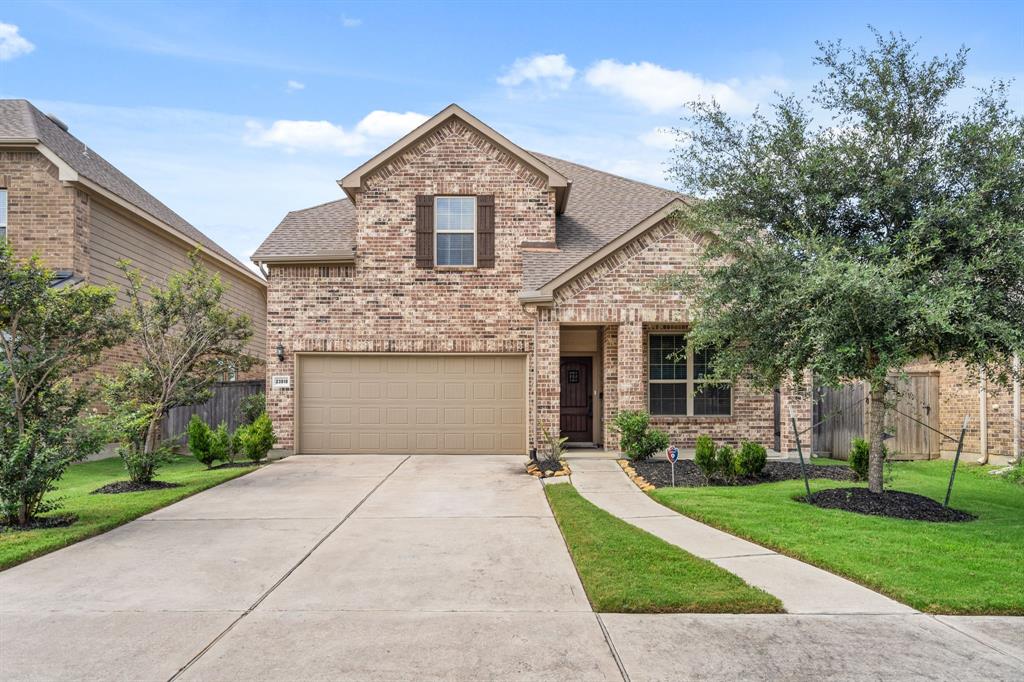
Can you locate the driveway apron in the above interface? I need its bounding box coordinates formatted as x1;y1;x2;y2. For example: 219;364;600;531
0;455;621;682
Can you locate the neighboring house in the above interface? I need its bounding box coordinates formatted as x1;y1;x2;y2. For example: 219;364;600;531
253;104;811;456
0;99;267;379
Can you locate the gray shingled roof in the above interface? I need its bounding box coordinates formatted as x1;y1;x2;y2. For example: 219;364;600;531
252;150;684;288
0;99;253;275
252;198;356;261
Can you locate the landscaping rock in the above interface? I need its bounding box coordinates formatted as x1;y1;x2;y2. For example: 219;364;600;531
91;481;183;495
630;459;857;488
805;488;976;522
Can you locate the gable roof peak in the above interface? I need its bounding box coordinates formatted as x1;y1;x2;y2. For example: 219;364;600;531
338;103;571;213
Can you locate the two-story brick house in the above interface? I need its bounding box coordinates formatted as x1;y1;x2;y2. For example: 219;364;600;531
0;99;266;377
254;104;812;456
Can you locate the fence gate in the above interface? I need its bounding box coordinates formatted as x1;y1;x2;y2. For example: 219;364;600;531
813;373;940;460
161;380;265;443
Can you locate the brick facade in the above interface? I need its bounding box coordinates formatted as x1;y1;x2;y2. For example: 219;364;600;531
266;124;814;454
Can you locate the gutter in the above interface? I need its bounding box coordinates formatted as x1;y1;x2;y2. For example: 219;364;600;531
977;368;989;464
253;252;356;266
518;290;553;305
1014;354;1022;464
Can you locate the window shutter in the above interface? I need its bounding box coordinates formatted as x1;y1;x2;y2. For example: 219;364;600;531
477;195;495;268
415;195;434;268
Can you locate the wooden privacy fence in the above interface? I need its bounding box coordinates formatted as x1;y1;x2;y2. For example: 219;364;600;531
813;372;940;460
161;380;265;443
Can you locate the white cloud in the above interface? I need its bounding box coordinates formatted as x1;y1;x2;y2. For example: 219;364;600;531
0;22;34;61
285;80;305;92
639;127;677;150
244;110;428;154
498;54;576;90
354;110;429;138
585;59;782;114
341;16;362;28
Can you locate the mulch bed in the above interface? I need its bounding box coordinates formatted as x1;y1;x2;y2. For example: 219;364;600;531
805;487;976;523
630;459;858;488
0;514;77;533
211;461;261;470
91;480;183;495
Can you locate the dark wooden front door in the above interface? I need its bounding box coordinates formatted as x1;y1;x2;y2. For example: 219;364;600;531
560;357;593;442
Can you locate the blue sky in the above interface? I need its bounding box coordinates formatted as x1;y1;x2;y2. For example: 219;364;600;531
2;1;1021;267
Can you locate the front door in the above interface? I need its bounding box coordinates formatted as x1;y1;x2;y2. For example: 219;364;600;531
560;357;593;442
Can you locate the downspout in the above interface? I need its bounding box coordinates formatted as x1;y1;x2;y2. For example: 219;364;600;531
1013;354;1021;465
531;311;539;461
977;367;989;464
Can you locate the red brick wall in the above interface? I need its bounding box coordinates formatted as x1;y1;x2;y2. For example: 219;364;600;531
266;121;555;450
0;149;81;272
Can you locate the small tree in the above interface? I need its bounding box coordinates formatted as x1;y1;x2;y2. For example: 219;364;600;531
0;245;125;524
669;31;1024;493
109;252;253;482
187;415;215;468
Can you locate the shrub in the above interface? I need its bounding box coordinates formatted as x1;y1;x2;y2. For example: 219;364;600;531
716;445;737;481
187;415;215;468
118;444;172;484
541;425;569;463
238;413;276;463
209;422;232;464
612;411;669;461
238;392;265;426
737;441;768;476
694;435;716;482
848;437;888;481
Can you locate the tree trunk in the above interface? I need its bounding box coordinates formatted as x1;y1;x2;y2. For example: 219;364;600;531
144;412;162;454
867;381;888;494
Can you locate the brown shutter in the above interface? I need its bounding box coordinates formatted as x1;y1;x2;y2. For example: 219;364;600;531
415;195;434;268
477;195;495;268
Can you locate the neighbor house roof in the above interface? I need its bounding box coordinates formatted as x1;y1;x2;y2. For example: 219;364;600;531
254;149;686;289
0;99;262;285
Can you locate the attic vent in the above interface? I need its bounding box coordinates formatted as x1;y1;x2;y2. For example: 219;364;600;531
45;113;69;132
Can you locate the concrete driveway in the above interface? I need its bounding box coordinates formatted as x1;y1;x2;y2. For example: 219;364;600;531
1;455;1022;681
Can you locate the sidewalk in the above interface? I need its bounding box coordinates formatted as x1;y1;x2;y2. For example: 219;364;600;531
566;457;915;615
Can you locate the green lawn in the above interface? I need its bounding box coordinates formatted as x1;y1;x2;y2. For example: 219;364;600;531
0;455;256;571
545;483;782;613
650;460;1024;615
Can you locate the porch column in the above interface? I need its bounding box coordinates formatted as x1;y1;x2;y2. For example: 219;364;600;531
534;315;560;456
779;373;813;456
618;321;645;413
602;325;620;448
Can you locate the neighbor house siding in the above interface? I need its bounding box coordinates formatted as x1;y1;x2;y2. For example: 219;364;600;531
89;199;267;371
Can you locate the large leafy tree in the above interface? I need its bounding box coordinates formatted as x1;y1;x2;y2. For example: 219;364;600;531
105;251;253;483
669;30;1023;493
0;245;125;524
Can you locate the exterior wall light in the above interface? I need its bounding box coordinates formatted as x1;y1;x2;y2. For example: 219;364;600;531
276;342;285;362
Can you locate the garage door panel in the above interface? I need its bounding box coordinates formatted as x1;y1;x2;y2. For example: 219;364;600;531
299;355;526;455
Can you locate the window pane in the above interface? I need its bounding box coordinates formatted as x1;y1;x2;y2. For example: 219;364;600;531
648;334;686;381
693;347;717;379
436;233;474;266
693;383;731;416
435;196;475;231
650;382;686;416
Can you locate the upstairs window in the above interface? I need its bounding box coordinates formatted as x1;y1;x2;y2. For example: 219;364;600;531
434;196;476;266
0;188;7;242
648;333;732;416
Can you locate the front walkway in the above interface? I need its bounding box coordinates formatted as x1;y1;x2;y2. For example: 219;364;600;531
1;455;1021;681
567;457;913;614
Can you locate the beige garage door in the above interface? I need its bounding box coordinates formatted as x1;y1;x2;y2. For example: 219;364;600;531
298;354;527;455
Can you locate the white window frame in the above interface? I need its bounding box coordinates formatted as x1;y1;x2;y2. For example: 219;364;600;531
648;333;733;417
434;196;476;267
0;188;7;242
